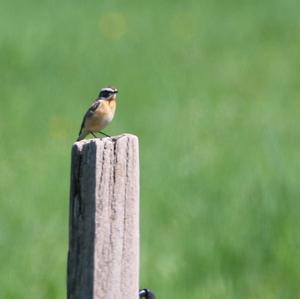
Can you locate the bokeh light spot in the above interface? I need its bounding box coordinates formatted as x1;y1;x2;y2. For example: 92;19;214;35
99;12;128;41
170;12;199;41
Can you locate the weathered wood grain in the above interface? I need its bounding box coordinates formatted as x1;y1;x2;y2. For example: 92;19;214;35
67;134;139;299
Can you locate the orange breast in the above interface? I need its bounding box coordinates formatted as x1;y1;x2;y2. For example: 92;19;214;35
87;99;116;131
95;99;116;118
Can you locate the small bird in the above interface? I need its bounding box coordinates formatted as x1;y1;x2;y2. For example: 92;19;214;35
77;86;118;141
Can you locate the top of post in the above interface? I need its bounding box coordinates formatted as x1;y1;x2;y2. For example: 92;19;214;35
73;133;139;150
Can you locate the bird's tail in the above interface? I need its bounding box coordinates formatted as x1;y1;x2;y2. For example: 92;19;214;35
76;130;88;141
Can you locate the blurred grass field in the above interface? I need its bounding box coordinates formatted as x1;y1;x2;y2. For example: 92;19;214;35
1;0;300;298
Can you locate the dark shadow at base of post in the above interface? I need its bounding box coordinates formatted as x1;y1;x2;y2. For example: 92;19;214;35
67;142;97;299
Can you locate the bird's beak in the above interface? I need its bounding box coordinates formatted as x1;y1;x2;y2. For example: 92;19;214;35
114;90;118;94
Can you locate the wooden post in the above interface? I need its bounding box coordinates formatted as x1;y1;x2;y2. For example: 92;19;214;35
67;134;139;299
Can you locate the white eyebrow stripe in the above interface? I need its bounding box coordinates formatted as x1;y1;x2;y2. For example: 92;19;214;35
101;87;115;92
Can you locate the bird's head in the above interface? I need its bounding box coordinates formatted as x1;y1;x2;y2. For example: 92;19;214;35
98;86;118;101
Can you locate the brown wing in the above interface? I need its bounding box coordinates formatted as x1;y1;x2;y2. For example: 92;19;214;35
78;100;101;136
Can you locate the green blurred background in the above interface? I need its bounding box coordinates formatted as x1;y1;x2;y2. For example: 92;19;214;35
1;0;300;298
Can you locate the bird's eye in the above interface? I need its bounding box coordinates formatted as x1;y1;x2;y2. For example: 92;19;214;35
99;90;109;98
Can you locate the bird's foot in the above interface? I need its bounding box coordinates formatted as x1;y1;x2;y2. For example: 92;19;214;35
91;132;97;138
98;131;111;138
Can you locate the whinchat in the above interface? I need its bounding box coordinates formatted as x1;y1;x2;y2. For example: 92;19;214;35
77;86;118;141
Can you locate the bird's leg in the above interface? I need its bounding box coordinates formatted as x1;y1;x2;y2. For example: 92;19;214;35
139;289;156;299
99;131;111;137
91;132;97;138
